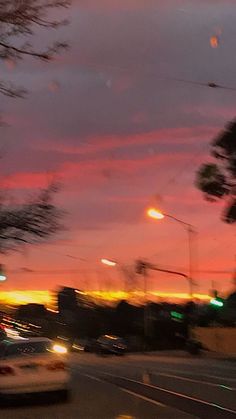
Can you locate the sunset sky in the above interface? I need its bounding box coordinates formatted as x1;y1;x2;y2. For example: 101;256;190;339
0;0;235;298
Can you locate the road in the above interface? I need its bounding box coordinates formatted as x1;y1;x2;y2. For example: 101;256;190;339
1;352;236;418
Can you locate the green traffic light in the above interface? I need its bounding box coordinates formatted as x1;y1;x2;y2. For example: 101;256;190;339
171;311;184;320
210;298;224;307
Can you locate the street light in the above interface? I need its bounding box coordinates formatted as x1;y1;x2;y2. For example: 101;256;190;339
0;264;7;282
100;258;136;293
146;207;197;297
147;208;164;220
100;258;117;267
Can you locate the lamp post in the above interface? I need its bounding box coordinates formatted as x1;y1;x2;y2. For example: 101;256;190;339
147;208;197;297
100;258;134;293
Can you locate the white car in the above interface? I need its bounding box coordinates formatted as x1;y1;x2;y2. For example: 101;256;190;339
0;337;70;399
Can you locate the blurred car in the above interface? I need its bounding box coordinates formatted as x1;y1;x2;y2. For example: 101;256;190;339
84;338;100;353
85;335;127;355
72;338;89;352
0;337;70;399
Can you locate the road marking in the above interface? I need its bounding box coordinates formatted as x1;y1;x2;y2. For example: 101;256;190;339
152;371;235;390
140;367;236;384
120;388;165;407
100;371;236;415
82;357;236;384
198;373;236;383
78;370;165;408
80;372;104;383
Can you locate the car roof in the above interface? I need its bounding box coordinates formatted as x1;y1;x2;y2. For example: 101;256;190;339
1;337;52;345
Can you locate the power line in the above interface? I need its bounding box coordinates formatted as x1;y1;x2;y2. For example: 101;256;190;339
31;246;87;262
171;79;236;91
8;265;233;276
80;60;236;92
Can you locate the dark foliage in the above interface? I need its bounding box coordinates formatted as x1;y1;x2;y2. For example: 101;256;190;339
0;184;63;253
196;119;236;223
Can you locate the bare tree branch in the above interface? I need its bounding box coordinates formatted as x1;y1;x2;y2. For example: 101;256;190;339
0;183;64;253
0;0;70;96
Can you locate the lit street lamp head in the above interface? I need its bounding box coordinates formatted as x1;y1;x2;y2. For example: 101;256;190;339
101;258;117;267
0;264;7;282
147;208;165;220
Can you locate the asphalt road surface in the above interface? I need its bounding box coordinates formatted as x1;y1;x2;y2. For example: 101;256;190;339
1;352;236;419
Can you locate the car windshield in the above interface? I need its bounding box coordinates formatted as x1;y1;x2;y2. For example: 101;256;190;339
1;341;51;359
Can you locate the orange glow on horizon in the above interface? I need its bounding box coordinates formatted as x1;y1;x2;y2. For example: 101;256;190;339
0;290;212;307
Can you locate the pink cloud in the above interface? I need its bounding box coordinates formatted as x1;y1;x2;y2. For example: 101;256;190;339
61;152;191;178
36;126;217;156
1;172;56;189
106;195;148;203
2;150;193;191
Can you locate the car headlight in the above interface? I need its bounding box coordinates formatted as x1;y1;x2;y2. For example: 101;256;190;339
52;344;68;354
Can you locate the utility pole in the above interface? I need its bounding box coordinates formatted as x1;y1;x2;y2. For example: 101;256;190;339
233;255;236;290
135;260;190;348
188;225;195;297
146;208;197;298
136;261;149;344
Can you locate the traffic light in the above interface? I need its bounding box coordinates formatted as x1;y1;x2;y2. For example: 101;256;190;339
171;311;184;320
210;297;224;308
136;260;147;275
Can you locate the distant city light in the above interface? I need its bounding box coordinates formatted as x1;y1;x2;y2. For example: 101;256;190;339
47;308;59;314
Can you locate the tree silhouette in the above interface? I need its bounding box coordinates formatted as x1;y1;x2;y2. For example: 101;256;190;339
0;183;63;253
0;0;69;97
0;2;69;251
196;119;236;223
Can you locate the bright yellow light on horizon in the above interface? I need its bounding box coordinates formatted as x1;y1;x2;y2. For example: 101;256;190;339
0;290;51;306
147;207;165;220
101;258;117;267
0;289;212;307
